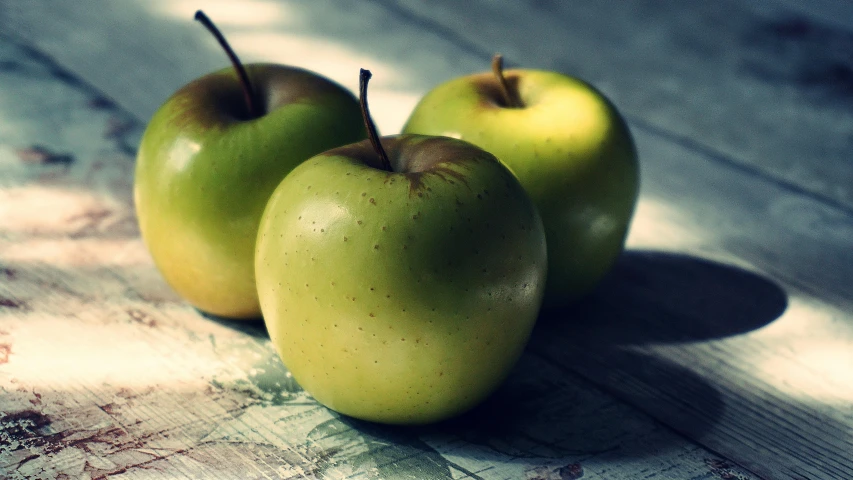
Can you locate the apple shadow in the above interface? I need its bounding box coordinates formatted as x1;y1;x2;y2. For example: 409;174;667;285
538;249;789;345
410;250;789;463
197;309;270;340
418;347;725;464
454;249;789;462
196;250;789;466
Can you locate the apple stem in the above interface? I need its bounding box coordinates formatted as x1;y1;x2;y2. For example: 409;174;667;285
491;54;523;108
195;10;259;118
359;69;392;172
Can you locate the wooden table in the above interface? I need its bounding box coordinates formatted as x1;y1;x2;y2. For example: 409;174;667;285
1;1;851;479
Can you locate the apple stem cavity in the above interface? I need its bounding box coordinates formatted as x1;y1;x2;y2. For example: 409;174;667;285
491;54;524;109
359;69;392;172
195;10;259;119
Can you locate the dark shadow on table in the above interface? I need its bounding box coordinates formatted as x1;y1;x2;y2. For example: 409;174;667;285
424;250;788;465
300;347;726;480
200;250;790;473
429;350;722;461
538;249;789;345
198;310;269;340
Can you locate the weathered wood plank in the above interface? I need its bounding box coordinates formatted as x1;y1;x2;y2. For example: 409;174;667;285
2;1;852;479
381;0;853;212
0;32;759;479
3;0;851;212
0;0;453;138
548;118;853;479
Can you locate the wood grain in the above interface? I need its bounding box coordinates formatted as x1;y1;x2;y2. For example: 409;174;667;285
383;0;853;212
1;1;852;479
0;28;759;480
6;0;850;211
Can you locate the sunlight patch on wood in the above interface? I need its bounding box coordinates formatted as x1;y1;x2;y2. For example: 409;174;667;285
153;0;295;27
0;186;121;235
0;314;221;389
626;196;707;251
226;31;420;134
792;342;853;402
753;297;853;405
1;238;147;267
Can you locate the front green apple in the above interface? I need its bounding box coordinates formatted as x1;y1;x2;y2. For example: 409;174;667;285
135;64;366;318
255;134;547;425
403;64;639;309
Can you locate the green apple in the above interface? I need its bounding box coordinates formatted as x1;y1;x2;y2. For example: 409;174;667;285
134;11;366;318
255;70;547;425
403;56;639;309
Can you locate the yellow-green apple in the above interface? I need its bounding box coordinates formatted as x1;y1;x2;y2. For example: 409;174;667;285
403;55;639;309
255;70;547;425
134;11;366;318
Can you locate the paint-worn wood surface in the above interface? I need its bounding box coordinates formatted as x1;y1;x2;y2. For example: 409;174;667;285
0;36;759;480
1;1;852;479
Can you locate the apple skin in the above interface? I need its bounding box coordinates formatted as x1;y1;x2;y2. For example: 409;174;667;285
403;69;639;309
255;134;547;425
134;63;366;318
